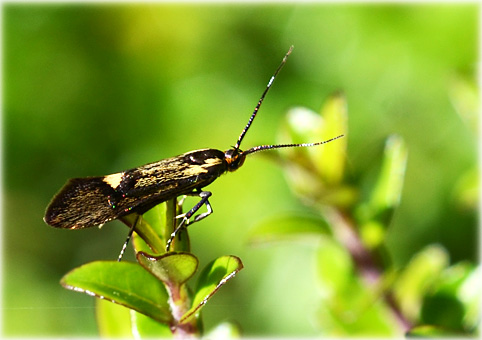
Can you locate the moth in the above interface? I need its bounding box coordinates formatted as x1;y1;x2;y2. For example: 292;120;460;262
44;46;344;256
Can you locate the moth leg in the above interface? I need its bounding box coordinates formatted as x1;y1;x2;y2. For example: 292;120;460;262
117;214;141;262
177;194;188;208
166;190;212;251
175;191;213;224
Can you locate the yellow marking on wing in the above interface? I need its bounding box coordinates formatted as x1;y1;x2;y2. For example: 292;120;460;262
182;165;209;176
103;173;124;189
181;158;223;176
204;158;223;165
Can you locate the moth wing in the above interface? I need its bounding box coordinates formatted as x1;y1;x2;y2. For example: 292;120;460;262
44;177;119;229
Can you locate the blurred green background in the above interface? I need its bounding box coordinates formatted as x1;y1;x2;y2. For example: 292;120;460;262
3;3;478;337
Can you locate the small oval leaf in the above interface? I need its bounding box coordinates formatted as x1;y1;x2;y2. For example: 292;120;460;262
61;261;172;324
370;134;408;214
181;256;244;322
137;251;198;286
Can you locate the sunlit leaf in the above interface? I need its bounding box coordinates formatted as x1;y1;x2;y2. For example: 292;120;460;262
97;301;171;338
277;98;351;208
96;299;133;337
130;309;172;338
316;278;402;336
316;238;354;298
317;91;348;184
132;198;190;255
280;93;348;186
359;221;385;249
131;216;162;255
452;167;478;211
136;251;198;286
407;324;459;337
393;245;449;321
315;238;402;335
143;202;168;237
457;265;481;330
61;261;172;325
425;262;480;331
282;106;323;160
182;256;243;322
122;213;164;255
370;135;407;213
449;74;478;134
357;135;407;248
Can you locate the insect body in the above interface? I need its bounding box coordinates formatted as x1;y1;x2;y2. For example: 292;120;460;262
44;46;344;255
45;149;227;230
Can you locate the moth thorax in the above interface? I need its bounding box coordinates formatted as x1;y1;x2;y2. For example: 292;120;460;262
225;148;246;172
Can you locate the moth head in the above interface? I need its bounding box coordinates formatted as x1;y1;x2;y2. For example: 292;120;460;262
224;148;246;172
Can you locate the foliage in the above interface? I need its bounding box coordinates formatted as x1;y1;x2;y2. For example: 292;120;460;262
61;200;243;338
60;91;479;338
3;4;477;337
248;93;480;336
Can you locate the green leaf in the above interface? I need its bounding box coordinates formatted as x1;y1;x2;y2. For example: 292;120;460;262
357;135;408;248
248;213;331;245
407;324;459;337
182;256;244;322
315;237;402;335
281;92;347;186
136;252;199;335
449;74;478;134
317;91;348;184
132;198;190;255
277;97;352;208
130;309;172;338
61;261;172;325
370;135;408;214
457;264;481;330
281;95;347;186
452;167;478;211
316;238;354;297
316;278;402;336
96;299;133;337
132;199;174;255
393;245;449;321
95;301;171;338
137;251;198;286
421;262;480;332
168;196;191;252
421;292;465;331
122;213;165;255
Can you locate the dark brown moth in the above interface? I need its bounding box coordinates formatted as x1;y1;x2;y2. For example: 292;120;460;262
44;46;344;256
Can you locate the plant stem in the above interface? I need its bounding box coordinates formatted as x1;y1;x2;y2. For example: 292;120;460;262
165;198;198;338
323;206;412;332
168;283;199;339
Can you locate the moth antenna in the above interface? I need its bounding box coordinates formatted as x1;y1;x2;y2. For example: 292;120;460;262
244;134;345;156
234;45;294;150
